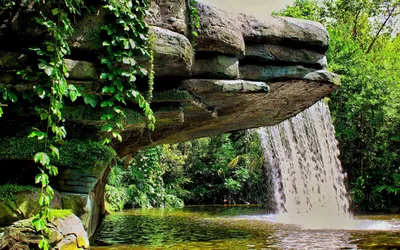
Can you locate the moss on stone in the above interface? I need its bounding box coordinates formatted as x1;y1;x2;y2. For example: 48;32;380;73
63;106;146;126
49;209;73;220
0;138;116;170
153;90;194;102
0;184;36;202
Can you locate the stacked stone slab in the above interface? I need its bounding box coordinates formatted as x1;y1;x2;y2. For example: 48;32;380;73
0;0;340;247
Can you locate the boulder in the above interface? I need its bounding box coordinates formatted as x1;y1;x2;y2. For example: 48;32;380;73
0;187;62;226
0;214;89;250
195;3;245;57
239;14;329;52
244;44;327;68
69;6;107;55
0;51;29;70
136;27;194;77
150;27;194;76
192;55;239;79
64;59;99;81
147;0;188;35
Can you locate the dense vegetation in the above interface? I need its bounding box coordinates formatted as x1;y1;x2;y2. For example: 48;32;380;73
105;131;271;211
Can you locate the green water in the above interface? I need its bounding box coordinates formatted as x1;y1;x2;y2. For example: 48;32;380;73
92;206;400;250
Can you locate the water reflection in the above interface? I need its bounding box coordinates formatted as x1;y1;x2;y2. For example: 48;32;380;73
92;206;400;250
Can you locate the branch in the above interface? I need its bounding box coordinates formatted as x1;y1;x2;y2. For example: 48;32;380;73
366;3;399;54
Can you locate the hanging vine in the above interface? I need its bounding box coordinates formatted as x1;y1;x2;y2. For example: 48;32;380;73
100;0;155;145
188;0;201;40
0;0;155;249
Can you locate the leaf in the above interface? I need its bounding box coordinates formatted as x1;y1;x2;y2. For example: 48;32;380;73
100;73;108;80
102;86;115;94
34;152;50;166
50;145;60;159
102;138;111;145
49;165;58;176
28;130;48;140
101;100;114;107
52;8;60;15
40;112;48;120
101;113;113;120
45;185;54;197
7;91;18;103
0;106;3;118
102;124;113;132
83;94;98;108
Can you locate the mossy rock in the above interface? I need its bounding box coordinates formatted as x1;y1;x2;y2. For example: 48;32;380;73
0;185;62;226
63;105;146;127
0;138;116;171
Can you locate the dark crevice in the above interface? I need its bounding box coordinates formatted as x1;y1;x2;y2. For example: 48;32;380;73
239;57;323;70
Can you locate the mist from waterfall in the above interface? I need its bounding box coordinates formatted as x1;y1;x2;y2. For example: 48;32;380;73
256;101;396;229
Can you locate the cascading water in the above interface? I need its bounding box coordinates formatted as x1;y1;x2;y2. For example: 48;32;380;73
258;101;394;230
258;101;350;218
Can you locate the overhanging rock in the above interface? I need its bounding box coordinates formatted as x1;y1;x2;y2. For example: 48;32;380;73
0;1;339;155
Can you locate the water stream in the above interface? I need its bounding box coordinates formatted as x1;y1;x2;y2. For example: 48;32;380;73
257;101;395;231
92;102;400;249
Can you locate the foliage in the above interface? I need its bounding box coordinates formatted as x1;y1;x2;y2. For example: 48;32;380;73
275;0;400;213
100;0;155;145
0;138;115;171
188;0;201;39
105;130;267;210
183;131;267;204
0;184;35;202
106;146;188;210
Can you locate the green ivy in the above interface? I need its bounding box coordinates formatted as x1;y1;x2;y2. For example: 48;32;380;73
100;0;156;145
188;0;201;39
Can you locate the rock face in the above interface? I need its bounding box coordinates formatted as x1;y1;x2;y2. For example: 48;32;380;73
0;0;340;246
0;214;89;250
0;188;62;226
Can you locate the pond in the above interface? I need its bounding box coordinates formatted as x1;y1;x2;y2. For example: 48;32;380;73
92;205;400;250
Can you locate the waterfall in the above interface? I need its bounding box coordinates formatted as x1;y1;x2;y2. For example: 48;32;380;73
258;101;351;222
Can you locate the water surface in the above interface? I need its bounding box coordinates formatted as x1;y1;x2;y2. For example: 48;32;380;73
92;206;400;250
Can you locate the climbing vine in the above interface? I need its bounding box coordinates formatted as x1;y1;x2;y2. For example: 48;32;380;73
188;0;201;39
0;0;154;249
100;0;155;145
